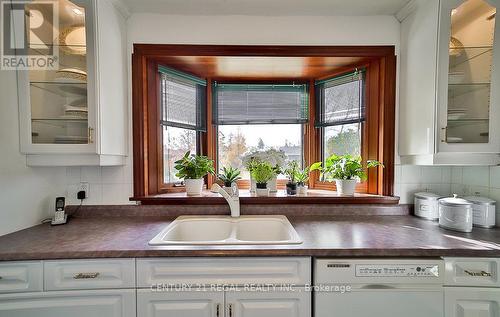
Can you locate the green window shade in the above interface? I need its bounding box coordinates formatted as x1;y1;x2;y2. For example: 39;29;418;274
159;66;207;131
213;83;309;125
315;69;365;127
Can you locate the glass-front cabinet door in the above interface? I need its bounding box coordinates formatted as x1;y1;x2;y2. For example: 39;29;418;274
17;0;96;154
438;0;500;153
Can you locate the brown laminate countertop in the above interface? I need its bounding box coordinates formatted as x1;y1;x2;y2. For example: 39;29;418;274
0;215;500;261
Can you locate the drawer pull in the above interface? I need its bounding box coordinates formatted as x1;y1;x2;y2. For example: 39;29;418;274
464;270;492;277
216;303;220;317
228;304;233;317
73;272;100;279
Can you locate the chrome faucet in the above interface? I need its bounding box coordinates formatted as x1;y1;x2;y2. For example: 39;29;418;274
210;183;240;217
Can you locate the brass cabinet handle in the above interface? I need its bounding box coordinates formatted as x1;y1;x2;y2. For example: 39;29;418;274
464;270;492;277
216;303;220;317
88;127;94;144
73;272;100;279
228;304;233;317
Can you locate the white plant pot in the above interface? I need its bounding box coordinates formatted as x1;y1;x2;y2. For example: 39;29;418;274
297;185;308;196
185;178;204;196
268;176;277;193
223;186;233;195
255;187;270;197
335;179;357;196
250;177;256;193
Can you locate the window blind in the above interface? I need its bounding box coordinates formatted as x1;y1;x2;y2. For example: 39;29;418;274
213;83;309;125
159;66;207;131
315;69;365;128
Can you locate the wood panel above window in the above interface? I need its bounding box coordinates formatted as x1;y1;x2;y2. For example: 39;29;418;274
131;44;396;201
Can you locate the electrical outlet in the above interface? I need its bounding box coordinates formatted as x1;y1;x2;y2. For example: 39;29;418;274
78;182;89;199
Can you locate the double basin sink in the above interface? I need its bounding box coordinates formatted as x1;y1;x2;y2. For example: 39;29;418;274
149;215;302;245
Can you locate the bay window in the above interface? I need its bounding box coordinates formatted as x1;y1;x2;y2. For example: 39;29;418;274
132;44;396;199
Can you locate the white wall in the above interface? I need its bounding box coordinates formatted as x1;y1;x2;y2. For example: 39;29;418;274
0;70;66;236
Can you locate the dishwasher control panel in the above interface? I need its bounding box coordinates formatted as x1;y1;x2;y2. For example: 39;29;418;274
356;264;440;277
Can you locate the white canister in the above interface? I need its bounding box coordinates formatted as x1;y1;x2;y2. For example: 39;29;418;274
464;196;496;228
414;192;441;220
438;194;473;233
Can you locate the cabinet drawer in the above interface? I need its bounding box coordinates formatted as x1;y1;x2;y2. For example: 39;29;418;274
137;257;311;287
0;261;42;294
444;258;499;287
44;259;135;290
445;287;500;317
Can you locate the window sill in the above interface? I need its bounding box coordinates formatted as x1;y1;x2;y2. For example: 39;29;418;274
130;189;400;205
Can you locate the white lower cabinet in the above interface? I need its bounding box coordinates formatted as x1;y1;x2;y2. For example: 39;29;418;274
227;289;310;317
0;289;135;317
137;290;223;317
445;287;500;317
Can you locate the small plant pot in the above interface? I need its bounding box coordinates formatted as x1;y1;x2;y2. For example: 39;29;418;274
250;177;256;193
268;176;278;193
286;182;297;196
297;183;308;196
223;185;233;195
335;179;357;196
185;178;204;196
255;183;269;197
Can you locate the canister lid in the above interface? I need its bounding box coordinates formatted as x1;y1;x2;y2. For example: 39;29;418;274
464;196;496;206
439;194;473;207
414;192;441;200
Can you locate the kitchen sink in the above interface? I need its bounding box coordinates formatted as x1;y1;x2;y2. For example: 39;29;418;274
149;215;302;245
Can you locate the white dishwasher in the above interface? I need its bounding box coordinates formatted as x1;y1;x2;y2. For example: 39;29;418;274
314;259;444;317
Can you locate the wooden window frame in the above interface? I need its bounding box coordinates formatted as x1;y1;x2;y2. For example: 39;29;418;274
132;44;396;198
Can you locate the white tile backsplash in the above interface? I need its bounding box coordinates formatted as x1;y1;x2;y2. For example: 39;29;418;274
65;165;134;206
396;164;500;207
462;166;490;187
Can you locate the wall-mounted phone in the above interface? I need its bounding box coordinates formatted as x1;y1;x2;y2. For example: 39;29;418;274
51;197;67;225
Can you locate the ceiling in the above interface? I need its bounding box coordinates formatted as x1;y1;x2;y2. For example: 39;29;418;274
156;56;371;80
120;0;411;16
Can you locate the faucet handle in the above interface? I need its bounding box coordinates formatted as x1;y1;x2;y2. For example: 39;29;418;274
231;182;239;197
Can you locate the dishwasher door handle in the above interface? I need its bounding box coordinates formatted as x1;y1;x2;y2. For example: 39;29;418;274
359;284;397;289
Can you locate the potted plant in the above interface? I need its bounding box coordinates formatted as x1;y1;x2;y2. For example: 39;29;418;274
218;166;241;194
250;162;275;197
284;161;300;195
174;151;215;196
317;154;383;196
294;162;321;195
243;149;286;193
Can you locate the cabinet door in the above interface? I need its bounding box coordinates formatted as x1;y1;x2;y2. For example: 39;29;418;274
226;289;311;317
445;287;500;317
437;0;500;153
17;0;97;154
0;289;135;317
137;289;223;317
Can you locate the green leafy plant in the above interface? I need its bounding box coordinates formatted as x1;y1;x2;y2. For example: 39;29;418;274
294;163;322;185
218;166;242;187
283;161;300;184
251;162;275;186
174;151;215;180
314;154;383;181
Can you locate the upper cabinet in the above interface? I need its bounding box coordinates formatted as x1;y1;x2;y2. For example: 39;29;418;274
17;0;128;166
399;0;500;165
